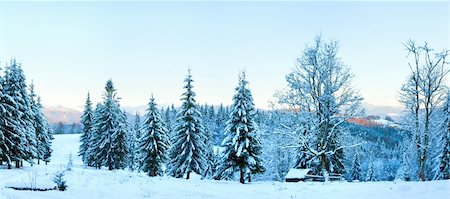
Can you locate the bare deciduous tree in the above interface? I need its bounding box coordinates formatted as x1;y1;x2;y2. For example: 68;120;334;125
400;40;449;181
277;35;363;177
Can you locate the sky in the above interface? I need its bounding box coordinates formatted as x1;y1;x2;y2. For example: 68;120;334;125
0;1;448;111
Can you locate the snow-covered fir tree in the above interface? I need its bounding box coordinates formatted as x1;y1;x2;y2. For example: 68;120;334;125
162;107;171;130
79;93;94;164
162;105;177;140
42;117;53;164
168;70;207;179
199;104;217;179
1;59;37;166
351;152;362;181
214;104;229;145
215;72;264;184
202;123;217;179
401;153;412;181
85;103;103;167
366;161;375;181
29;83;53;165
89;80;128;170
291;113;316;170
434;92;450;180
0;65;24;169
139;95;170;176
128;112;141;171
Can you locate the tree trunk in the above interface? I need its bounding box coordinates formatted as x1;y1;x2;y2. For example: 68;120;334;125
240;169;245;184
419;106;430;181
248;173;252;183
7;162;11;169
15;160;20;168
414;67;422;181
149;169;156;177
20;161;23;167
186;171;191;180
38;159;40;165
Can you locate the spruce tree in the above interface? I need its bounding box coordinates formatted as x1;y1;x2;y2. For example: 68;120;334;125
401;153;411;181
434;92;450;180
42;117;53;165
90;80;128;170
203;126;217;179
2;59;37;166
128;112;141;171
366;161;375;181
79;93;94;164
139;96;170;176
351;152;362;181
29;83;53;165
215;72;264;184
0;65;24;169
85;103;103;167
0;72;3;164
214;104;228;145
163;107;173;138
168;70;207;179
200;104;217;179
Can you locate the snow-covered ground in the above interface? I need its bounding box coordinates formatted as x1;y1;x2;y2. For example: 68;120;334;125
1;134;449;199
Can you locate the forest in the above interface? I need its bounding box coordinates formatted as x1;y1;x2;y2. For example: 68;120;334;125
1;36;449;185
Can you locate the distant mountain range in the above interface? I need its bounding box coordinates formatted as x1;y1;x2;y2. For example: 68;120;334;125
42;102;405;125
361;102;403;121
348;115;399;128
43;106;82;124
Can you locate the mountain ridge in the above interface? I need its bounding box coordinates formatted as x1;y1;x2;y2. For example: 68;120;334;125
43;102;404;125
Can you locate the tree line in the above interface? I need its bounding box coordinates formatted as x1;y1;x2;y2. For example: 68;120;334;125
79;70;263;183
79;36;450;183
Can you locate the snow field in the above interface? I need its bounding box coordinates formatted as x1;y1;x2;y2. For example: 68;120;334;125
0;134;449;199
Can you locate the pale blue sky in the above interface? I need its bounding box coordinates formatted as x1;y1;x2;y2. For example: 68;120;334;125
0;1;448;110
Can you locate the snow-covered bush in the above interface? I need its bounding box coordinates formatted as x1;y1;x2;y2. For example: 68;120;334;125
53;169;68;191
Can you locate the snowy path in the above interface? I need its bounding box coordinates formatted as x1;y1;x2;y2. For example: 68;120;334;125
0;134;449;199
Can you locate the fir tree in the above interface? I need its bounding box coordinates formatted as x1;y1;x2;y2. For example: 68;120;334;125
351;152;362;181
90;80;128;170
85;103;103;167
200;104;217;179
366;161;375;181
1;59;37;166
215;104;228;145
0;65;23;169
215;72;264;184
139;95;170;176
202;123;217;179
168;70;207;179
401;153;411;181
434;92;450;180
29;83;53;165
42;119;53;164
128;112;141;171
79;93;93;164
163;107;173;137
